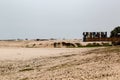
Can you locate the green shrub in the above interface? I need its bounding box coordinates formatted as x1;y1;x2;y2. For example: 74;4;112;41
75;43;82;47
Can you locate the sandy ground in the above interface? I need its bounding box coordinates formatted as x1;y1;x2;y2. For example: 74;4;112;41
0;48;92;60
0;47;120;80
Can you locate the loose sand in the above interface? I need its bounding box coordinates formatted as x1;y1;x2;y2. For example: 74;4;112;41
0;47;120;80
0;48;92;60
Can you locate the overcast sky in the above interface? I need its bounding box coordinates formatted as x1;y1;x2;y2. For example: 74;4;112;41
0;0;120;39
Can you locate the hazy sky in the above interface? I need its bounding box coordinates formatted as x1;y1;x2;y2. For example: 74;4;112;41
0;0;120;39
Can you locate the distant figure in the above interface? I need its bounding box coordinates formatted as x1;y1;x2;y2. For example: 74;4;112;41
105;32;107;38
97;32;99;38
90;32;92;38
83;32;86;41
93;32;96;38
101;32;103;38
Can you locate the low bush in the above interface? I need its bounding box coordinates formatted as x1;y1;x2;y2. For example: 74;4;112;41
85;43;101;47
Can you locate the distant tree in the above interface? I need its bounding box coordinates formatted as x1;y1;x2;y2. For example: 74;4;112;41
25;38;28;40
110;26;120;37
36;39;40;41
50;38;56;40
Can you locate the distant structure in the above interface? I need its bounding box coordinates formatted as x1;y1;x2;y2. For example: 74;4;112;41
83;32;120;42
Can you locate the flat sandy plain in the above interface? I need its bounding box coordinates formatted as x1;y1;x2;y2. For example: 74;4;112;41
0;40;120;80
0;48;91;60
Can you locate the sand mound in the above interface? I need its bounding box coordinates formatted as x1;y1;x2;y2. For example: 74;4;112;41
0;39;111;48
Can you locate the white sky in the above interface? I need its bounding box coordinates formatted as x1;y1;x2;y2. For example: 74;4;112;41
0;0;120;39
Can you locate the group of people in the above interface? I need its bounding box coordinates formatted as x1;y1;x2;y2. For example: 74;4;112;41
83;32;107;41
